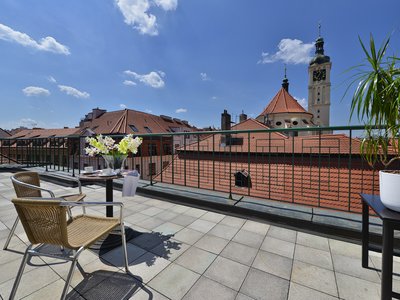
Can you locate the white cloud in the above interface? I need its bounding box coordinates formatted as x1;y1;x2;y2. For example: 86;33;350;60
0;23;70;55
120;104;127;109
154;0;177;10
145;109;153;113
258;38;313;65
58;85;90;99
211;96;217;100
115;0;177;36
175;108;187;113
123;79;137;86
294;96;308;109
48;76;57;83
200;72;210;81
22;86;50;97
124;69;165;88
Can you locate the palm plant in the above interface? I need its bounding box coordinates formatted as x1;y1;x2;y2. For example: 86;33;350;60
347;34;400;167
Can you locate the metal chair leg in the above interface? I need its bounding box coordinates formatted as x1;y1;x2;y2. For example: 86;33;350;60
9;245;32;300
3;216;19;250
60;247;84;300
120;224;129;272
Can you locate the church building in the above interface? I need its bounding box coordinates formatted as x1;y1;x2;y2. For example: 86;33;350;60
255;30;332;135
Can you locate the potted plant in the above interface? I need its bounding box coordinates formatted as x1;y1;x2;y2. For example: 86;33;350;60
348;34;400;211
85;134;142;173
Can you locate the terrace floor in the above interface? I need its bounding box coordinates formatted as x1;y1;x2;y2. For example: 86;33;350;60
0;171;396;300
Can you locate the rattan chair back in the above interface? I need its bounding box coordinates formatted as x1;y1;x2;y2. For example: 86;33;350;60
12;172;42;198
11;198;69;247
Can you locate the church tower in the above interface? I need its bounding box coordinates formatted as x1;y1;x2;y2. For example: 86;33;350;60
308;25;331;132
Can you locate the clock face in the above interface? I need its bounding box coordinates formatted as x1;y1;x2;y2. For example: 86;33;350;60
313;69;326;82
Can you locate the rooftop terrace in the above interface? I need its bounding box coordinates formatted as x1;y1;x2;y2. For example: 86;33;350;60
0;170;396;300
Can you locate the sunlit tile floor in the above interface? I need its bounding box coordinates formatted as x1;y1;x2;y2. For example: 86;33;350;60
0;171;393;299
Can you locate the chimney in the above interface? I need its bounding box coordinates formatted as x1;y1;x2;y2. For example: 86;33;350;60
221;109;231;131
239;110;247;123
92;108;106;119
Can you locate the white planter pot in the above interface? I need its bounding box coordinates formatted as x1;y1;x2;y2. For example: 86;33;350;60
380;170;400;212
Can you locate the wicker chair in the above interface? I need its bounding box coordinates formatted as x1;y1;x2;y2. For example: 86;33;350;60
9;198;129;300
3;171;86;250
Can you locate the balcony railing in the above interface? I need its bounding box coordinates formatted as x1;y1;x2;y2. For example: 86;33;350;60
0;126;393;214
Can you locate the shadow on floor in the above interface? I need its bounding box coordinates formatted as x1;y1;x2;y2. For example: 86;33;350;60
67;270;149;300
98;230;183;268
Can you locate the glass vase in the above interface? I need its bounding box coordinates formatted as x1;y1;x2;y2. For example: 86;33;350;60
102;154;127;174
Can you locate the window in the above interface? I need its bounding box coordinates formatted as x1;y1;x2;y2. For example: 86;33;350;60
129;124;139;132
302;119;309;124
135;164;140;174
148;144;157;156
148;163;156;175
144;126;152;133
317;109;320;113
292;121;298;125
163;144;172;155
276;121;282;126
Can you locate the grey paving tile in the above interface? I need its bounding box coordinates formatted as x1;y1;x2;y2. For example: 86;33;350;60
240;268;289;300
294;244;333;270
130;232;170;250
267;226;297;243
124;212;151;225
188;219;216;233
208;223;240;240
252;250;293;280
155;210;179;222
148;263;200;300
336;272;380;300
175;246;217;274
232;229;265;249
169;204;191;214
139;217;166;231
200;211;225;223
296;232;330;251
150;238;190;262
204;256;249;291
260;236;295;259
183;207;207;218
183;276;237;300
219;215;246;228
329;238;361;259
291;260;338;297
332;254;380;283
220;241;258;266
288;282;338;300
235;293;255;300
129;252;171;283
170;214;197;227
130;285;170;300
241;220;270;236
141;207;164;217
194;234;229;254
173;228;204;245
101;243;147;266
152;222;184;236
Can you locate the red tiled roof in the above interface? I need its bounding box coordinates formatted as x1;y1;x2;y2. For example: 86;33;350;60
9;128;79;139
80;109;196;135
258;88;312;117
0;128;11;138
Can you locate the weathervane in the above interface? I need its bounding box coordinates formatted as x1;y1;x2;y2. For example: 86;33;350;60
318;22;321;37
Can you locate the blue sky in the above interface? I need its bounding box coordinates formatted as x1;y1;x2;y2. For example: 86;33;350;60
0;0;399;130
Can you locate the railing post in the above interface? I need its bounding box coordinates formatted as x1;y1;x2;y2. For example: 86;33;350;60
160;135;163;183
229;138;232;200
150;135;153;186
348;129;352;211
184;134;186;187
247;132;251;196
212;134;215;191
197;135;200;189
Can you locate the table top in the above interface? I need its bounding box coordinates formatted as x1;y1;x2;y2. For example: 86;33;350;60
78;171;122;181
361;194;400;221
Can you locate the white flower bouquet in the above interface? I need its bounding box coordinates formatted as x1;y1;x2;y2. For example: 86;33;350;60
84;134;142;157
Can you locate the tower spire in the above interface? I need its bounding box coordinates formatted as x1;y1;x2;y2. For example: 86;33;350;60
318;22;321;37
282;64;289;92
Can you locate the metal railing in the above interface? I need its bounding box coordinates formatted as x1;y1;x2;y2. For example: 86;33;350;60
0;126;391;214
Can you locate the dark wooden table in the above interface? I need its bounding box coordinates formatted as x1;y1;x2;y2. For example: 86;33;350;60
78;173;122;217
361;194;400;300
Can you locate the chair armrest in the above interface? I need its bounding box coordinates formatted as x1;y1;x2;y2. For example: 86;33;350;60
70;177;83;194
11;177;55;197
